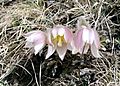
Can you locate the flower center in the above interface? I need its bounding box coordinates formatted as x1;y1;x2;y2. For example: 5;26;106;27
53;35;65;47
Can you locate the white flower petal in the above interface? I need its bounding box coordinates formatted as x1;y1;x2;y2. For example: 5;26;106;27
34;43;45;55
64;27;73;43
25;30;46;45
91;43;101;58
25;42;33;48
58;28;65;36
47;29;53;45
74;29;85;54
93;29;100;48
74;30;81;50
69;38;78;54
67;40;74;51
82;28;89;43
52;28;58;38
45;45;56;59
24;30;46;55
79;41;85;54
56;43;67;60
83;44;89;54
89;29;95;45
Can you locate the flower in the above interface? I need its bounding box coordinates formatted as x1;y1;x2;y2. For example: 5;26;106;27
73;25;101;57
24;30;46;55
46;25;73;60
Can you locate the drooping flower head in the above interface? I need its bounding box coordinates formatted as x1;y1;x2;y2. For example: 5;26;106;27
73;19;101;57
46;25;73;60
24;30;46;55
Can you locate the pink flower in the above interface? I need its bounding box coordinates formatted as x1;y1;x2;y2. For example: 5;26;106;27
46;25;73;60
24;30;46;55
73;25;101;57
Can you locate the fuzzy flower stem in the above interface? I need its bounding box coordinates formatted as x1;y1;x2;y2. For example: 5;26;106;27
39;62;42;86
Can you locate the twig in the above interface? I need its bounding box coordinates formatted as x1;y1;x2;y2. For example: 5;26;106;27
94;0;105;30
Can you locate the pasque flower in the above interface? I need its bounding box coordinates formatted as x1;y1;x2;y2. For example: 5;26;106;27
73;25;101;57
24;30;46;55
46;25;73;60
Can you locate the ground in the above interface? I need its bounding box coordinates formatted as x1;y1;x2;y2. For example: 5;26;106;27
0;0;120;86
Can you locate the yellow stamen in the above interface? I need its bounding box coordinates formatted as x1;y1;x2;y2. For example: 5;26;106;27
58;35;63;47
52;35;65;47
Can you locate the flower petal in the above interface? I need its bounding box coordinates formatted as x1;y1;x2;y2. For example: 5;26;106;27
34;43;45;55
25;41;33;48
93;29;100;48
56;43;67;60
47;29;53;45
24;30;46;55
25;30;46;45
74;29;85;54
89;29;95;45
79;41;85;54
24;30;42;37
68;39;78;54
64;27;73;43
67;40;74;51
45;45;56;59
83;43;89;54
75;29;83;49
91;43;101;58
58;27;65;36
52;28;58;38
82;27;89;43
